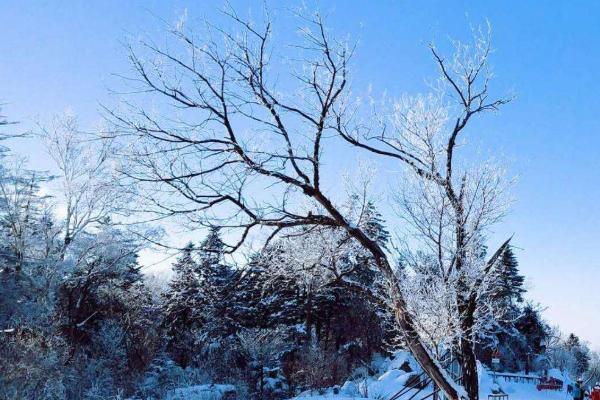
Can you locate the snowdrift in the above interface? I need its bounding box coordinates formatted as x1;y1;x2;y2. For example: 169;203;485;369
165;383;237;400
290;352;574;400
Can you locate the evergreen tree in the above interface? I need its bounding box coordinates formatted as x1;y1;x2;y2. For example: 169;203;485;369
361;200;391;251
0;166;53;276
231;253;267;328
232;252;301;330
198;227;231;290
196;228;238;344
56;233;145;346
498;304;548;373
565;333;581;349
235;203;395;368
515;305;548;356
477;246;534;371
161;243;202;367
566;333;590;377
491;246;526;306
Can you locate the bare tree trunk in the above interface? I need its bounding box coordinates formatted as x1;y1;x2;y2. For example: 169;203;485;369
319;195;464;399
259;364;264;400
457;298;479;400
333;205;464;399
392;292;462;400
460;338;479;400
305;289;314;345
15;248;23;275
453;209;478;400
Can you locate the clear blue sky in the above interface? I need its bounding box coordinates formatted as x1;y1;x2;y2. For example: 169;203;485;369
1;1;599;346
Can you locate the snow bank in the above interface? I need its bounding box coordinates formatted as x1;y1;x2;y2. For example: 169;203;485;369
479;364;572;400
290;353;574;400
497;378;569;400
165;383;237;400
291;351;432;400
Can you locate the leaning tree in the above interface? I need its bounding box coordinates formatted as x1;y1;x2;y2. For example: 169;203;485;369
107;7;510;399
338;24;513;399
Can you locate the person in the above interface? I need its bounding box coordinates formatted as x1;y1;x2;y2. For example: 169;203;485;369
590;382;600;400
572;378;585;400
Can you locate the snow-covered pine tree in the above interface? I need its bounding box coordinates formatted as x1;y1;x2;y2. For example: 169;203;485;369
240;203;395;369
513;304;548;370
197;227;230;289
56;230;145;345
232;251;301;331
195;228;238;346
330;200;396;354
491;246;526;306
361;200;391;251
0;154;69;399
0;164;53;276
477;245;530;370
515;305;548;355
161;242;203;367
53;228;159;397
565;333;590;377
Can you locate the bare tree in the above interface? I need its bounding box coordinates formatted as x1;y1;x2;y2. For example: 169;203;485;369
396;166;514;398
41;114;122;259
106;8;511;399
336;24;512;400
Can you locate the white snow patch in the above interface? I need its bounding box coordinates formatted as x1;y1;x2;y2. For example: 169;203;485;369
165;384;237;400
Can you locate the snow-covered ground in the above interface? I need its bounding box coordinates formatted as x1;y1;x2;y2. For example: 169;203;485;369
164;383;237;400
290;352;574;400
291;352;433;400
480;367;572;400
164;353;574;400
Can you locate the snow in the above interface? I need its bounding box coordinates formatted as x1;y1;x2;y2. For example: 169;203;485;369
289;351;432;400
480;369;570;400
289;352;575;400
165;384;237;400
293;397;362;400
547;368;567;381
491;372;542;379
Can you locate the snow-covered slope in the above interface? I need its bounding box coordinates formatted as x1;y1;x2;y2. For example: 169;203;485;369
290;352;574;400
291;351;433;400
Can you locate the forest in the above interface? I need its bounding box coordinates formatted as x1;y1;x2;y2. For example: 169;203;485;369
0;4;597;400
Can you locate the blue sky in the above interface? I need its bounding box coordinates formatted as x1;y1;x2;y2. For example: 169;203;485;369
1;1;599;346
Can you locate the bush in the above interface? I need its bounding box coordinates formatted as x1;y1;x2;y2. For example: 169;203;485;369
0;327;68;400
287;344;349;392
